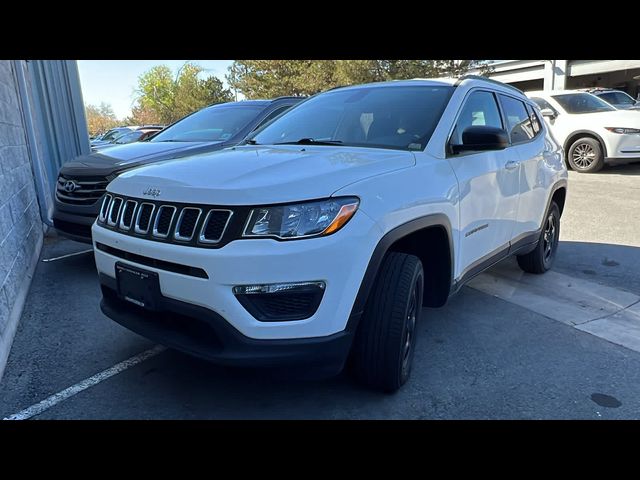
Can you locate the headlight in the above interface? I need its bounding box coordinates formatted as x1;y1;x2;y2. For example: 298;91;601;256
605;127;640;134
243;197;359;239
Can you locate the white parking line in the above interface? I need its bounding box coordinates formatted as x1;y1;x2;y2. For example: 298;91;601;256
42;249;94;263
3;345;166;420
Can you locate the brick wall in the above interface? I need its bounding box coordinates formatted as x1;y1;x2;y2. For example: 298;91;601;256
0;60;43;354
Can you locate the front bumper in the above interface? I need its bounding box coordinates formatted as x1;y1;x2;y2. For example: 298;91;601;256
53;196;103;243
92;210;381;341
52;205;99;243
99;274;353;372
605;132;640;161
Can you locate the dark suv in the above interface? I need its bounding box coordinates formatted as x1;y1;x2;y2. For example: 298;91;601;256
54;97;303;243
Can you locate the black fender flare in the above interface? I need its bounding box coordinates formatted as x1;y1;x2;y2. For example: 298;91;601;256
345;213;454;333
547;178;568;219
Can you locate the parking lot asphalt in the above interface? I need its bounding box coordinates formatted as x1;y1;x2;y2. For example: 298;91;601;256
1;163;639;419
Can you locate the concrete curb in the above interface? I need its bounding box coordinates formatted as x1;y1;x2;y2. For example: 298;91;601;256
0;226;43;382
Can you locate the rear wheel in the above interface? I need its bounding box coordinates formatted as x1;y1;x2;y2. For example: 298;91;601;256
517;201;560;274
351;252;424;392
567;137;604;173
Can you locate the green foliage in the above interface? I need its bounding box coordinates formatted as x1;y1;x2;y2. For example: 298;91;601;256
227;60;494;99
124;103;161;126
133;62;234;124
85;102;119;136
227;60;335;99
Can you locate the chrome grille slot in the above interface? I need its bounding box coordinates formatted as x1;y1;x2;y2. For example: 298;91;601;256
134;203;155;234
153;205;176;238
107;197;123;226
174;207;202;241
99;194;112;222
119;200;138;231
199;209;233;244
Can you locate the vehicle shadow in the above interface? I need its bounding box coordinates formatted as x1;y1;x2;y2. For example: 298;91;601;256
554;240;640;295
599;162;640;175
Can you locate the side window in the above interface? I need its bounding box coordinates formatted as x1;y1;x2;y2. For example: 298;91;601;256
499;95;535;145
254;105;292;130
525;104;542;135
450;90;503;147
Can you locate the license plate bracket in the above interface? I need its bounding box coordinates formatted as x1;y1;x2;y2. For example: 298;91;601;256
115;262;162;311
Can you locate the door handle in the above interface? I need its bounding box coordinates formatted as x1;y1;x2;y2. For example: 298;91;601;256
505;160;518;170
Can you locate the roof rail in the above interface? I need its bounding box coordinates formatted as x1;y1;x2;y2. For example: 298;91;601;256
455;74;525;95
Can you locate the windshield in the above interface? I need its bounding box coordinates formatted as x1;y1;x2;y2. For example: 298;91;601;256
101;129;127;142
250;85;455;151
551;93;615;114
115;131;144;144
150;104;264;143
597;91;636;106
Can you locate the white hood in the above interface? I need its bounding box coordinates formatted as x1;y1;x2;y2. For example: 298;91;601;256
108;145;415;205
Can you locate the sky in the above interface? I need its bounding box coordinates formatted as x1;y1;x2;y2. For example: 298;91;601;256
77;60;235;119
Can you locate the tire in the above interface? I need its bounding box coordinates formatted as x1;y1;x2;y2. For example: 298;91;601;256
350;252;424;393
517;201;561;274
567;137;604;173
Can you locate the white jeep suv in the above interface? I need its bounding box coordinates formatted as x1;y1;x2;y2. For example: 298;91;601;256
92;76;567;392
527;90;640;173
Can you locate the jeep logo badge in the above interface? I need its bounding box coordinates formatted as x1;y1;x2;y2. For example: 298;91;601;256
63;180;78;193
143;187;161;197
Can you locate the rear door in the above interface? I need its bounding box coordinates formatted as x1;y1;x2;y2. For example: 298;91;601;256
447;89;521;280
497;94;547;243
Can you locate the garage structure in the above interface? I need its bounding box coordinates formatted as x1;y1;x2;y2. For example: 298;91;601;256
0;60;88;378
470;60;640;97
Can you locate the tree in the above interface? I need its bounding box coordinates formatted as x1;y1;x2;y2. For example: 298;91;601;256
124;102;161;126
134;62;234;124
85;102;119;136
227;60;494;99
227;60;337;99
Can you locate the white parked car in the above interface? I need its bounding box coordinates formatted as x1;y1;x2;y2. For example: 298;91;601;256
92;76;567;391
527;90;640;172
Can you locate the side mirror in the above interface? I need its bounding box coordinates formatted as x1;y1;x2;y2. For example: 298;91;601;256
539;108;557;119
451;126;510;154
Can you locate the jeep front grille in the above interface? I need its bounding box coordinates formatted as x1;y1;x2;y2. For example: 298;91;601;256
119;200;138;230
174;208;202;241
153;206;176;238
200;210;233;243
56;175;109;205
107;197;123;226
134;203;155;234
98;194;234;248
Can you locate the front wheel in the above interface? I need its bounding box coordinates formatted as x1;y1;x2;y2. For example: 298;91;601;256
350;252;424;392
567;137;604;173
517;201;561;274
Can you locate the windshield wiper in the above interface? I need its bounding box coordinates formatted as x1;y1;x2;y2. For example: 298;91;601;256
245;139;260;145
275;138;343;146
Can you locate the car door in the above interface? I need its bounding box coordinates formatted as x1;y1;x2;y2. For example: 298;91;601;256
447;89;521;280
500;98;549;242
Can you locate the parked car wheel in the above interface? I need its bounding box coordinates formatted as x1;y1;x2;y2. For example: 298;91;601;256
567;137;604;173
351;252;424;392
517;201;561;274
